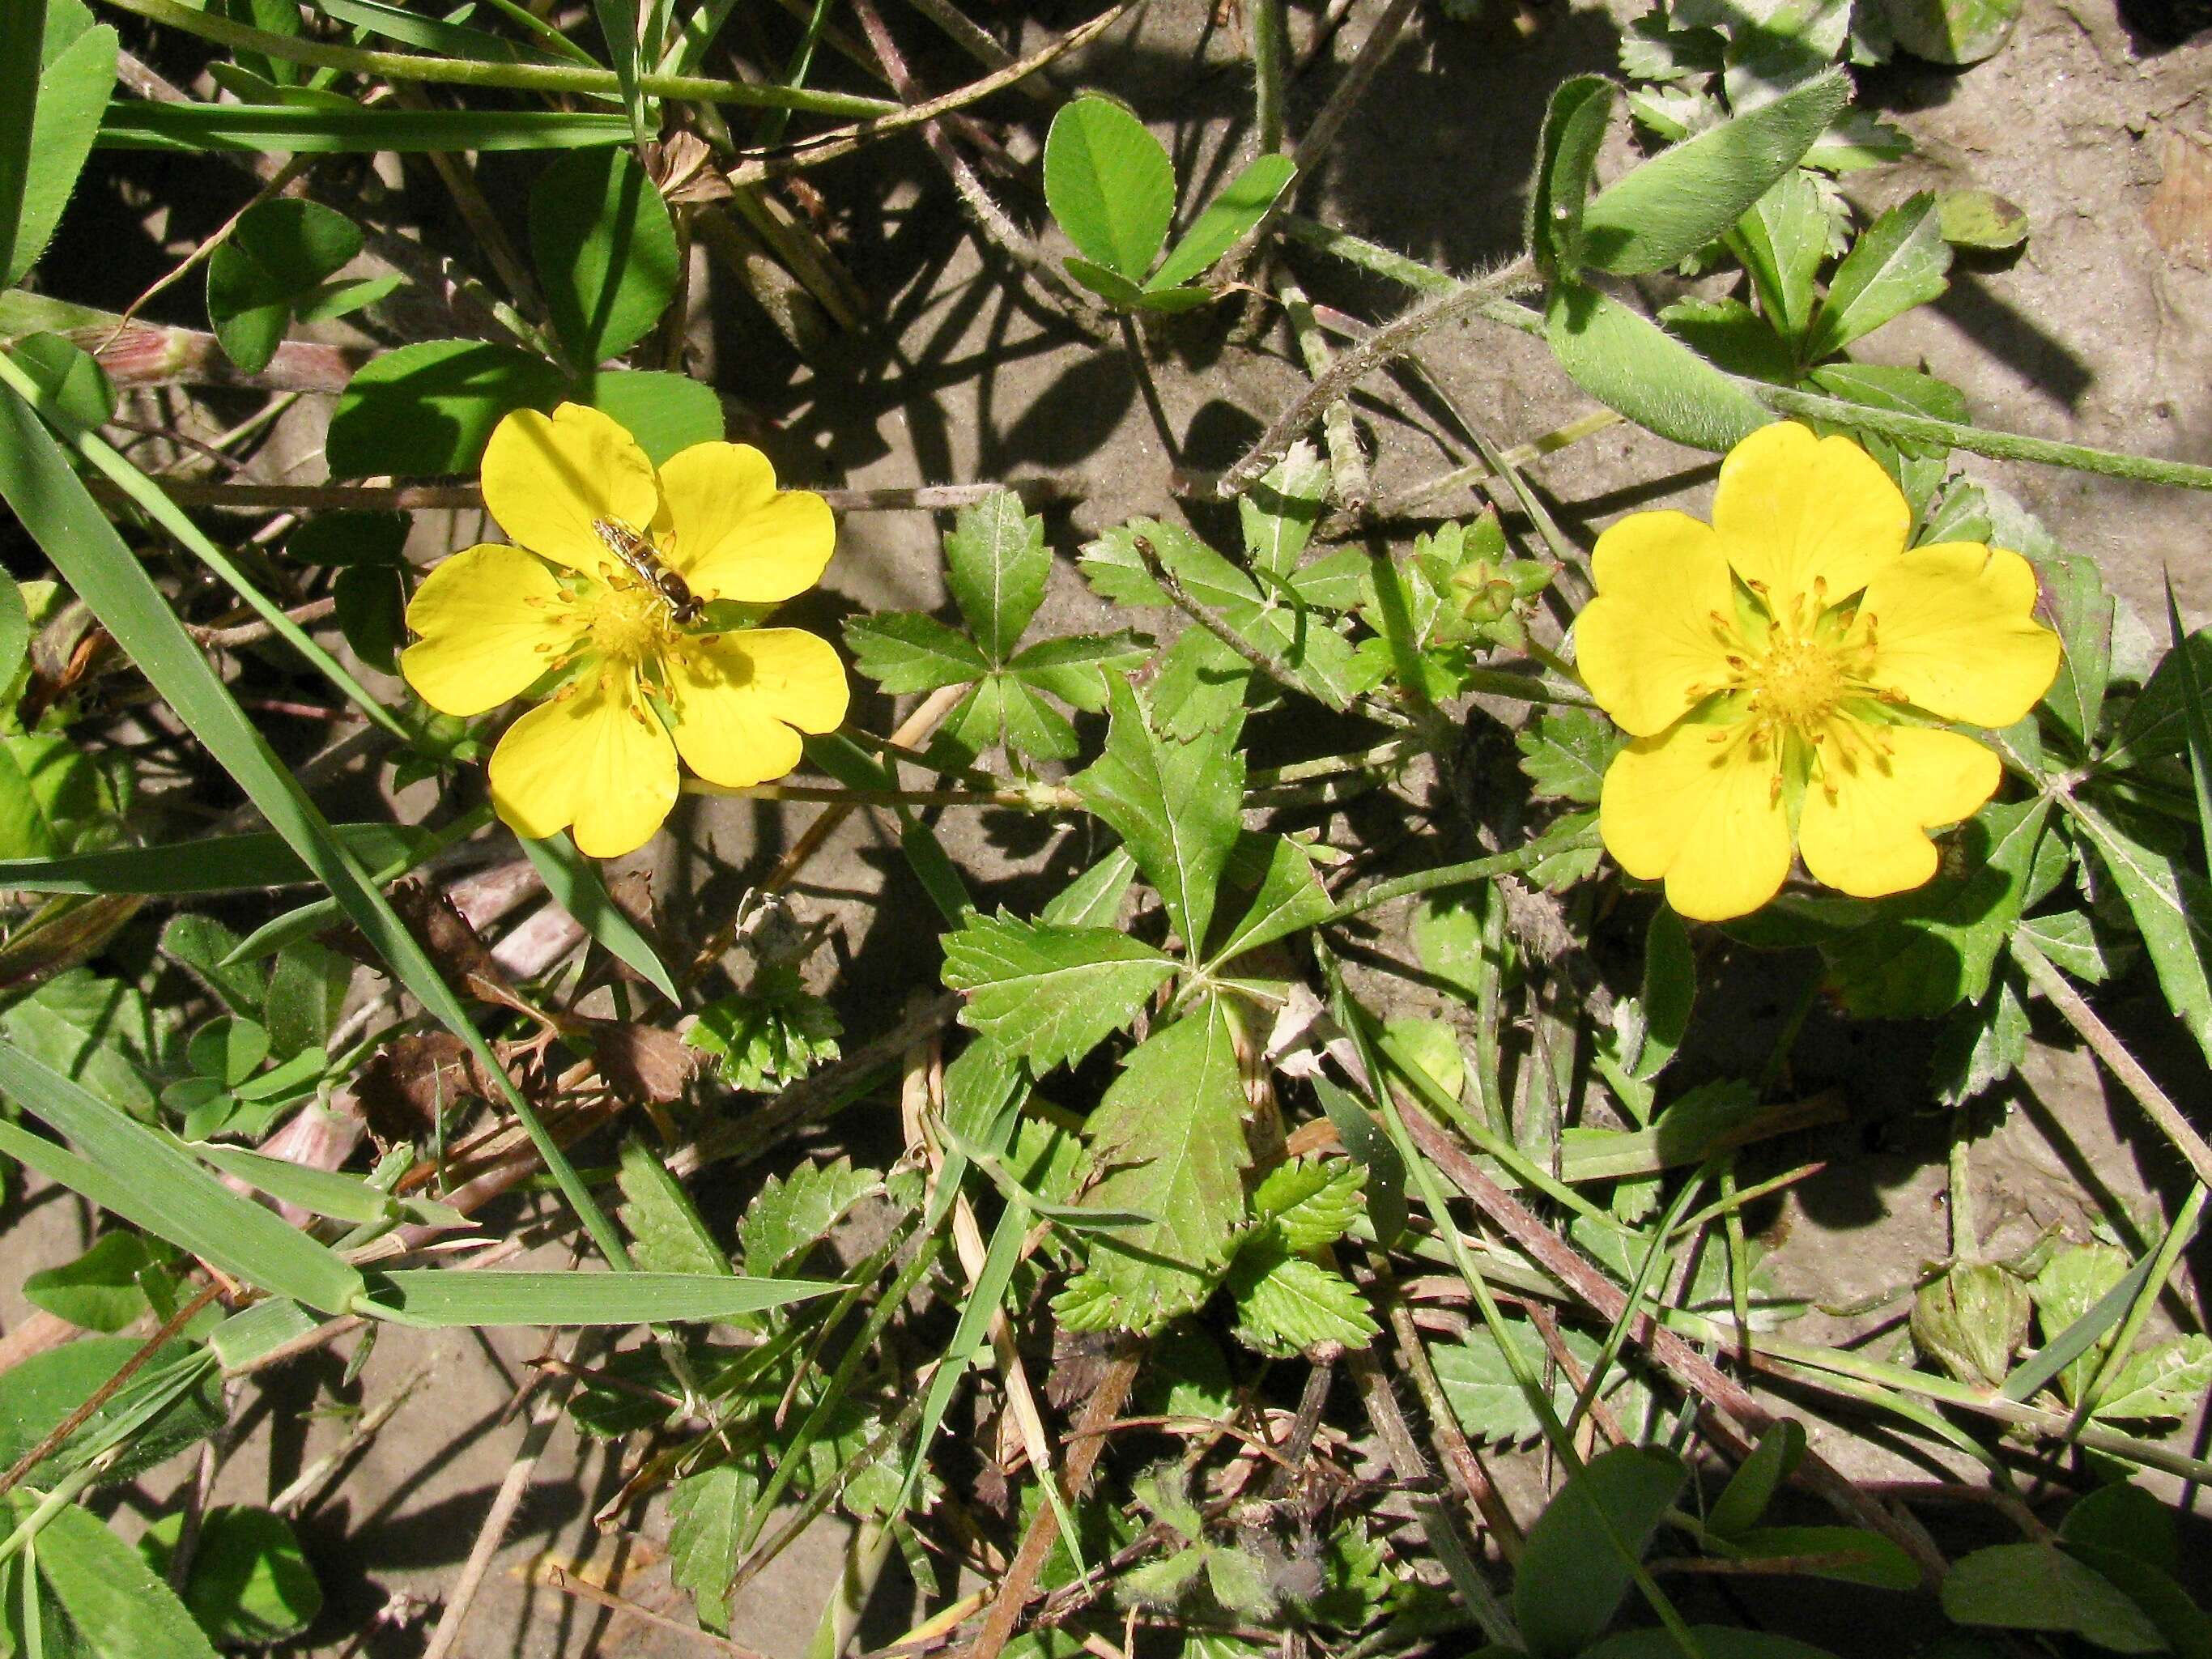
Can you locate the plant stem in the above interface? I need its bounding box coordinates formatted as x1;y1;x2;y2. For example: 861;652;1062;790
99;0;900;113
90;477;1086;515
1318;830;1599;922
681;778;1083;810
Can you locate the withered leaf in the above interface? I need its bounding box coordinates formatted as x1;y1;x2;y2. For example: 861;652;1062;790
355;1031;491;1150
585;1019;696;1104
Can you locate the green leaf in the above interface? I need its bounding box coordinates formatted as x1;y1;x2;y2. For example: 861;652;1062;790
325;339;565;478
264;939;348;1058
1073;678;1246;953
1733;168;1827;342
2068;798;2212;1066
0;1336;219;1489
1632;905;1695;1080
2028;1241;2133;1405
1227;1241;1376;1356
330;562;404;674
139;1507;321;1645
2014;911;2111;982
1516;705;1622;805
206;198;362;372
2109;627;2212;771
8;330;117;438
1930;967;2031;1105
1;17;117;286
1942;1543;2163;1652
189;1014;270;1087
944;490;1049;664
0;1053;365;1312
1239;440;1331;582
2058;1545;2212;1659
582;368;724;464
1820;798;2048;1019
0;966;160;1117
516;828;681;1003
1584;1630;1842;1659
1250;1158;1366;1250
1527;74;1619;276
1805;193;1952;360
844;612;989;693
359;1269;833;1326
1433;1316;1628;1448
1044;96;1176;280
2061;1484;2180;1576
943;912;1178;1072
684;968;842;1092
102;100;633;152
738;1156;884;1277
530;147;679;368
0;732;104;860
8;1499;222;1659
1515;1444;1688;1659
1209;836;1331;965
1716;1525;1918;1589
2161;572;2212;857
1544;281;1772;453
0;569;25;697
1057;998;1253;1330
1707;1419;1804;1538
1806;363;1970;458
1005;630;1152;711
2094;1334;2212;1423
1063;256;1151;308
995;677;1078;769
1879;0;2023;65
1148;151;1297;291
1581;70;1848;277
22;1232;163;1333
667;1462;755;1633
616;1136;730;1277
1970;495;2110;754
189;1140;462;1226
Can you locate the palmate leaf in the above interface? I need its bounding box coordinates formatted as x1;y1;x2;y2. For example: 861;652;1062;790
1005;629;1153;711
1250;1158;1367;1250
943;912;1178;1072
1056;996;1253;1331
844;612;991;692
1227;1244;1377;1358
1073;678;1246;953
1207;836;1332;965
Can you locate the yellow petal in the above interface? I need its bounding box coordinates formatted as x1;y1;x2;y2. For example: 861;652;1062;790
665;627;849;788
654;441;836;604
481;403;659;575
1600;721;1794;921
487;669;678;857
1853;542;2061;727
1798;725;1998;898
1576;510;1739;738
1711;422;1908;610
400;543;575;717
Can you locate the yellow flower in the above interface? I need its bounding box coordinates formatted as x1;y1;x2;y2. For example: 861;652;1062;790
1574;422;2061;922
401;403;849;858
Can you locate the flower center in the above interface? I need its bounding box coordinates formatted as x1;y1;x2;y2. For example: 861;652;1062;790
1747;634;1846;731
584;583;674;667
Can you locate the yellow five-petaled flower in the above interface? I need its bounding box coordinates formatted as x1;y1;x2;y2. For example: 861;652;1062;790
1575;422;2061;922
400;402;849;858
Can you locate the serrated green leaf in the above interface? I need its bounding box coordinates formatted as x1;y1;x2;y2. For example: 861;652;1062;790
1806;193;1951;360
943;912;1177;1072
1545;281;1772;453
1250;1158;1366;1250
1581;70;1848;277
1208;836;1331;965
1516;705;1622;805
998;676;1081;761
617;1137;730;1277
2107;627;2212;772
684;972;841;1092
1073;678;1245;952
944;490;1049;665
739;1156;884;1278
1930;967;2031;1105
1044;96;1176;279
2014;911;2110;981
582;368;723;466
841;612;989;693
1149;151;1296;291
667;1461;756;1633
1057;998;1252;1331
2068;798;2212;1066
1433;1317;1627;1448
530;147;678;368
2029;1241;2130;1405
1733;168;1826;342
2093;1334;2212;1423
0;732;104;860
1239;440;1331;581
1005;629;1152;711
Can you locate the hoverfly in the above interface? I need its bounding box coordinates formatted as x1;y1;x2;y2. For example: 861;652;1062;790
593;518;702;624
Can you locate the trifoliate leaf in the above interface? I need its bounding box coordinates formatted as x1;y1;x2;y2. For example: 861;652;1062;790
1072;678;1245;953
685;967;842;1093
739;1155;883;1277
943;912;1178;1072
1055;998;1252;1330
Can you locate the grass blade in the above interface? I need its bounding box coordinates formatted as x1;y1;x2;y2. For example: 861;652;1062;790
359;1270;834;1325
0;1065;364;1313
517;830;680;1003
102;100;634;152
0;364;628;1270
2162;570;2212;849
0;824;433;895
